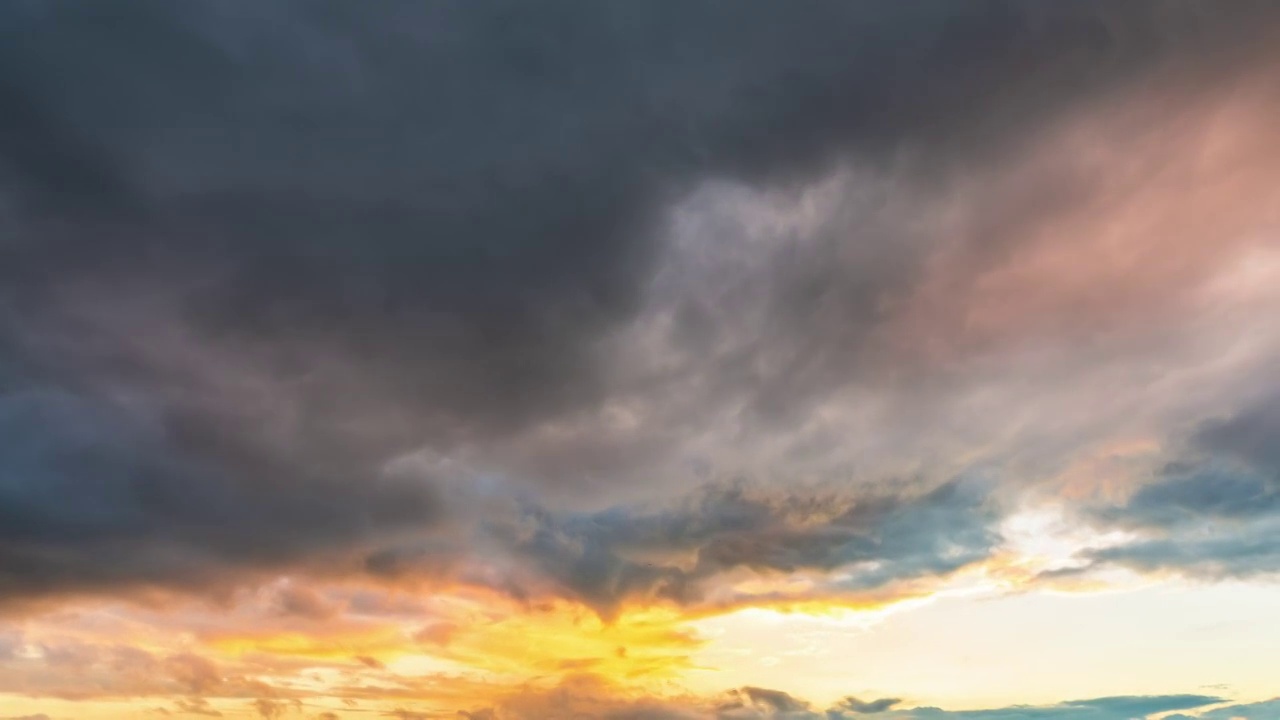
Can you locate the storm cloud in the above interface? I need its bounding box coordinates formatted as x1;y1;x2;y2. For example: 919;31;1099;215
2;0;1280;619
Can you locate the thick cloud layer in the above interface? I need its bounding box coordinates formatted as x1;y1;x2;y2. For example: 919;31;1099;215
2;0;1280;612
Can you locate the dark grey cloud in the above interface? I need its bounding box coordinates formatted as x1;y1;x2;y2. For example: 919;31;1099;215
2;0;1277;605
1069;392;1280;578
719;687;901;719
719;687;811;718
368;477;998;615
1108;391;1280;526
0;376;441;602
1188;390;1280;478
832;697;902;715
5;0;1263;431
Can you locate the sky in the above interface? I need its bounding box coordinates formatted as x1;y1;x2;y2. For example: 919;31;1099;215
1;1;1280;719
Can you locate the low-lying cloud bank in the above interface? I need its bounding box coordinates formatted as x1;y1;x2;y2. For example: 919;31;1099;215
460;678;1254;720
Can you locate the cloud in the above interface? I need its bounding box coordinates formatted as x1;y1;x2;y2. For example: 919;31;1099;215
173;698;222;717
461;674;705;720
833;697;902;714
366;476;999;615
251;699;300;719
886;694;1224;719
1068;392;1280;578
463;681;1226;720
2;0;1278;609
355;655;384;669
0;629;1247;720
717;686;813;718
0;634;298;706
3;13;1280;720
273;584;340;621
10;0;1242;436
0;375;443;603
1164;698;1280;720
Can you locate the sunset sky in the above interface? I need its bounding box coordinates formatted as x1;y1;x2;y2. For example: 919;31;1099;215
3;2;1280;719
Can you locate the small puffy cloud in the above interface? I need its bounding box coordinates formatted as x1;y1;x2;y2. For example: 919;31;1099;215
832;697;902;715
